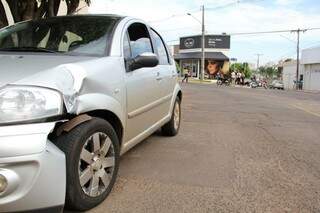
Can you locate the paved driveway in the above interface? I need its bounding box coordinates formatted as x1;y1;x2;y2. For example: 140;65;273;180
83;84;320;213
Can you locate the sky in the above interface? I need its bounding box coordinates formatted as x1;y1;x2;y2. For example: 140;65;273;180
88;0;320;66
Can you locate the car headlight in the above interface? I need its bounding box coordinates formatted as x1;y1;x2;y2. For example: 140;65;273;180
0;85;63;124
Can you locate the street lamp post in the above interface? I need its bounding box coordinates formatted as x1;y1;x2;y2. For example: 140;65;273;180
291;28;306;90
201;5;205;81
187;5;205;81
256;53;263;71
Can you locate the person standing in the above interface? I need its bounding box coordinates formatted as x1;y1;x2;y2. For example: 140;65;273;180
182;68;189;83
237;72;241;85
241;72;245;85
231;71;236;85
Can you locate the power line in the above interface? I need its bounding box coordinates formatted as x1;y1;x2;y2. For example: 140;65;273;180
159;26;199;33
228;27;320;36
149;0;260;23
279;34;296;43
160;26;320;36
148;9;199;23
205;0;241;11
278;40;320;60
205;0;264;11
164;27;320;43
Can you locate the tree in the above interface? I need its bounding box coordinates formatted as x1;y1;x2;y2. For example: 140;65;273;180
258;65;279;79
230;62;252;78
0;0;91;29
0;1;8;28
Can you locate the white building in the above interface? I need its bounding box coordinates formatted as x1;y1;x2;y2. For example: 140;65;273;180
282;46;320;91
282;60;304;90
301;46;320;91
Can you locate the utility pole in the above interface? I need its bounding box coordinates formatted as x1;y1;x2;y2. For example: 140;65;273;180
201;5;205;81
291;28;307;89
255;54;263;71
187;8;205;81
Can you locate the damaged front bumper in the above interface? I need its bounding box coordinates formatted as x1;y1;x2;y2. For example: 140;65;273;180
0;123;66;213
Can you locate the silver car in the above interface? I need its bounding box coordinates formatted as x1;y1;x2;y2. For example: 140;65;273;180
270;80;284;90
0;15;182;212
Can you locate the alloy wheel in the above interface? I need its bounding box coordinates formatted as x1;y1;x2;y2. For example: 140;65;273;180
78;132;115;197
173;101;180;130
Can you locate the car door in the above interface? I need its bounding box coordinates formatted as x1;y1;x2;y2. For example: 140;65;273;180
123;22;165;142
150;29;177;112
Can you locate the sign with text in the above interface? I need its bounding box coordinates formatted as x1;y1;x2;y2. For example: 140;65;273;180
180;35;231;50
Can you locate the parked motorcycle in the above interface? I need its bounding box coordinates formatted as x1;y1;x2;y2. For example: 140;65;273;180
217;78;231;86
250;81;258;88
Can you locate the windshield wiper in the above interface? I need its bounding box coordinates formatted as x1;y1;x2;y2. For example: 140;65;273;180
0;47;61;54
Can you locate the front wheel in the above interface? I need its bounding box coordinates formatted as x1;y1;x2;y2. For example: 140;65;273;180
55;118;120;211
162;97;181;136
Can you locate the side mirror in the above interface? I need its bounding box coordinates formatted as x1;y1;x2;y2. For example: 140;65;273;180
128;52;159;71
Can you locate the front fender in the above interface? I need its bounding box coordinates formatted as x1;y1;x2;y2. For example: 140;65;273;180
75;93;126;126
169;83;182;114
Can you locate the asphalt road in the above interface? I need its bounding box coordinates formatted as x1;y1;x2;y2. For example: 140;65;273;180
84;84;320;212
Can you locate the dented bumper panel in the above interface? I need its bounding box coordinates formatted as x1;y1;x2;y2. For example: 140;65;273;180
0;123;66;212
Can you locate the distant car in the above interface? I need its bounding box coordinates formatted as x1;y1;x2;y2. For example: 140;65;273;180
0;15;182;212
270;80;284;90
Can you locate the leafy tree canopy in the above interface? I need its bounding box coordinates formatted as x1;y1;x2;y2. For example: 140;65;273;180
230;62;252;78
0;0;91;28
258;65;281;79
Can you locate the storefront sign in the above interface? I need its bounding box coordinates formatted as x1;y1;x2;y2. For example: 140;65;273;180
180;35;231;50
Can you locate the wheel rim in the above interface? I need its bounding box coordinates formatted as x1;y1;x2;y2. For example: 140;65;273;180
173;101;180;130
78;132;115;197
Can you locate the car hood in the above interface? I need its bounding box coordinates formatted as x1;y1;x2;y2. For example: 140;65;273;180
0;53;93;87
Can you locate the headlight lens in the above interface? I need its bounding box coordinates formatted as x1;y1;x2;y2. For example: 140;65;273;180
0;86;63;124
0;174;7;193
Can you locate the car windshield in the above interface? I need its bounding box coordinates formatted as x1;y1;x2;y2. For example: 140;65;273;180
0;16;120;56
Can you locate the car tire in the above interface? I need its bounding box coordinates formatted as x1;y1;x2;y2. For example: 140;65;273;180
162;97;181;136
55;118;120;211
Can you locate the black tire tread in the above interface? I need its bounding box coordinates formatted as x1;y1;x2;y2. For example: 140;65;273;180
55;118;120;211
162;97;181;136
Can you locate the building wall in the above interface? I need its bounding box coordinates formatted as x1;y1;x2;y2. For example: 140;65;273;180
282;60;304;90
302;46;320;65
302;46;320;91
304;64;320;91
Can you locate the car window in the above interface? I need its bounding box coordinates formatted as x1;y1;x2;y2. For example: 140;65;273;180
0;16;120;56
127;23;153;58
151;29;170;65
58;31;83;52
